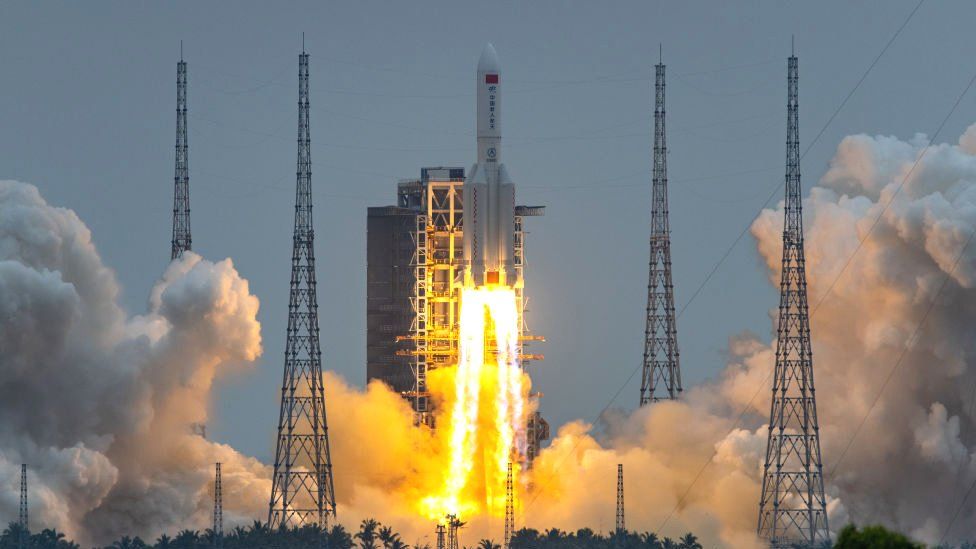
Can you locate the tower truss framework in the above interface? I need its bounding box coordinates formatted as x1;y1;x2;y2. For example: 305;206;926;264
268;49;337;530
615;463;625;533
19;464;27;549
213;463;223;548
436;523;446;549
171;51;191;260
446;514;461;549
639;55;681;406
756;51;830;548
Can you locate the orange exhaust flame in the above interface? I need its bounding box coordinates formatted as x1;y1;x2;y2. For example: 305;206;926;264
420;286;528;521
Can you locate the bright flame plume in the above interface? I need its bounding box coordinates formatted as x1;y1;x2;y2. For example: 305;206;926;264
421;286;528;520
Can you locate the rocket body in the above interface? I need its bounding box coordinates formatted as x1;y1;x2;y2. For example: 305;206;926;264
463;43;516;287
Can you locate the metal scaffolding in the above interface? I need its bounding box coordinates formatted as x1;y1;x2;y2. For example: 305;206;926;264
756;49;830;548
389;173;548;458
410;208;431;424
268;47;337;530
640;51;682;406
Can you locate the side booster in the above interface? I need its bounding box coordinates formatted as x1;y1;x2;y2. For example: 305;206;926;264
463;43;516;288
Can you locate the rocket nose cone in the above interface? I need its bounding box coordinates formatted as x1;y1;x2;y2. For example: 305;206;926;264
478;43;500;73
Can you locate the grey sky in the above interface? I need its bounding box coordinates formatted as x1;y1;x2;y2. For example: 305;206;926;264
1;1;973;462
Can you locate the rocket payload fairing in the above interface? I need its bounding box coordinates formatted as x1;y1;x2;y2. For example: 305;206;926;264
463;43;517;288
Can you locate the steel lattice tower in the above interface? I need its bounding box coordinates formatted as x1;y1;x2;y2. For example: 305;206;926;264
436;523;446;549
213;463;223;548
446;515;461;549
19;464;27;549
268;47;338;530
171;47;191;260
504;462;514;549
639;51;681;406
757;50;830;548
615;464;625;533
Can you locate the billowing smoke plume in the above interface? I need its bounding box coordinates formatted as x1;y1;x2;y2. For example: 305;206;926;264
7;120;976;548
519;122;976;547
751;123;976;544
0;180;268;544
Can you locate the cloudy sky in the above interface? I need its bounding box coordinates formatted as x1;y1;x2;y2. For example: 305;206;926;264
1;0;974;464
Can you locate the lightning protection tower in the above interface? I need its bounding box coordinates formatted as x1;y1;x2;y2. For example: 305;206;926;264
756;48;830;548
213;463;223;549
615;464;625;533
19;464;27;549
171;44;191;260
639;49;681;406
268;44;338;530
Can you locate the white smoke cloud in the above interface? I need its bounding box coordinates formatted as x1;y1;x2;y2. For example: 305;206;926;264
0;180;268;544
773;123;976;545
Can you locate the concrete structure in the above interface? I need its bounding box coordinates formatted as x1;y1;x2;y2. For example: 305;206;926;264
367;167;465;399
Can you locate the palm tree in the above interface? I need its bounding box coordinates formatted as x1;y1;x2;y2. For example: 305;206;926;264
356;519;380;549
477;539;500;549
173;528;201;548
508;528;540;549
544;528;565;543
328;524;355;549
640;532;661;549
109;536;137;549
379;525;404;549
677;533;701;549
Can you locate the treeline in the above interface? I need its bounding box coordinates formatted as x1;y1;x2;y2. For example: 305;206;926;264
0;520;704;549
1;519;971;549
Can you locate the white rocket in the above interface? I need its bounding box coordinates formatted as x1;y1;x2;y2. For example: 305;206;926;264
463;43;516;288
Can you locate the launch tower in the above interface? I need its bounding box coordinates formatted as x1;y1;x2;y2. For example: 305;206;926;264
366;45;550;461
756;49;830;547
